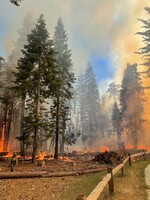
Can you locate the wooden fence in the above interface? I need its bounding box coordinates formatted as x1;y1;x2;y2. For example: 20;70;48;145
84;151;150;200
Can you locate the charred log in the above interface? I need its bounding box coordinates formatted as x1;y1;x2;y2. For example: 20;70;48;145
0;168;106;179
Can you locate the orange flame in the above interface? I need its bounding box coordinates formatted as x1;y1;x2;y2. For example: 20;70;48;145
126;144;134;149
100;146;110;152
3;151;13;158
137;146;150;152
125;144;150;152
37;151;46;160
0;123;5;152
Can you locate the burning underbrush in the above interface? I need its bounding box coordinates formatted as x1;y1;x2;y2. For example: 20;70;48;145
0;151;107;174
92;150;127;166
0;146;147;175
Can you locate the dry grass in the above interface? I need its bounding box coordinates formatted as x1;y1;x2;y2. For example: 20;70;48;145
99;159;149;200
0;158;149;200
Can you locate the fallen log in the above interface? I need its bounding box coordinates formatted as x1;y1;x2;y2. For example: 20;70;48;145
0;171;47;179
0;152;8;156
0;168;107;179
78;168;107;175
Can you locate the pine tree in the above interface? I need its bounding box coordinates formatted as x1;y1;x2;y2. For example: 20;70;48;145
8;12;34;156
112;101;121;147
107;82;120;101
0;57;18;151
77;74;88;143
13;14;58;162
136;7;150;77
120;63;144;148
99;95;110;138
77;63;100;146
52;17;75;159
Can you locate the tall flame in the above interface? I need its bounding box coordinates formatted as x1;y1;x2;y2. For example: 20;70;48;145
0;123;5;152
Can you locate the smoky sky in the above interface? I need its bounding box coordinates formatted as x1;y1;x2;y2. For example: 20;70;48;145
0;0;149;82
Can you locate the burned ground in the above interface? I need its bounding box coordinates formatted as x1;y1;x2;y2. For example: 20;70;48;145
0;150;131;200
0;153;106;200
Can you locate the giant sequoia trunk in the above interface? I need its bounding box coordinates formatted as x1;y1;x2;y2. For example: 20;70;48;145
54;96;60;159
3;98;14;151
20;99;25;156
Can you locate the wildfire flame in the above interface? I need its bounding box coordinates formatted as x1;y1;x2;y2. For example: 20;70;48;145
126;144;134;149
0;122;13;154
0;123;5;152
125;144;150;152
37;151;46;160
3;151;13;158
100;146;110;152
58;156;73;162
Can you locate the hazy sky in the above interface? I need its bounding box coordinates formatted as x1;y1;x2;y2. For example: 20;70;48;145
0;0;149;92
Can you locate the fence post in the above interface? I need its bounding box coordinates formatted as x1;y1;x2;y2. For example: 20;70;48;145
128;153;131;166
143;151;146;161
107;166;114;195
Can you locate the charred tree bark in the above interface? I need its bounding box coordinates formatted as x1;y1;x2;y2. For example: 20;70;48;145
32;82;40;163
134;117;138;149
59;135;65;157
20;99;25;156
3;102;8;151
59;115;66;156
5;101;14;151
54;96;60;159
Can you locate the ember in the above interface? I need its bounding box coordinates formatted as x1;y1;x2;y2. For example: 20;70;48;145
100;146;110;152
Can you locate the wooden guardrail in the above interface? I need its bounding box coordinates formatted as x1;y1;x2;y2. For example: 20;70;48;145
84;151;150;200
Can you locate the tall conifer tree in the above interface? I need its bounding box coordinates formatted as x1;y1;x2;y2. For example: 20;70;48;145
14;15;58;162
112;101;121;146
77;63;100;145
52;17;75;159
84;62;100;142
120;63;144;148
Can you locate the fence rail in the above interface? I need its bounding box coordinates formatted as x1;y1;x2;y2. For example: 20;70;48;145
86;174;111;200
84;151;150;200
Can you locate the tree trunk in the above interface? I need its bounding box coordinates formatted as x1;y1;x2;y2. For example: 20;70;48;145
20;99;25;157
134;117;138;149
32;83;40;163
59;114;66;156
59;135;65;157
3;102;8;151
5;101;14;151
116;121;122;147
54;96;60;159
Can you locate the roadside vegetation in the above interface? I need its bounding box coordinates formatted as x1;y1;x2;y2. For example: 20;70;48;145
60;159;149;200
